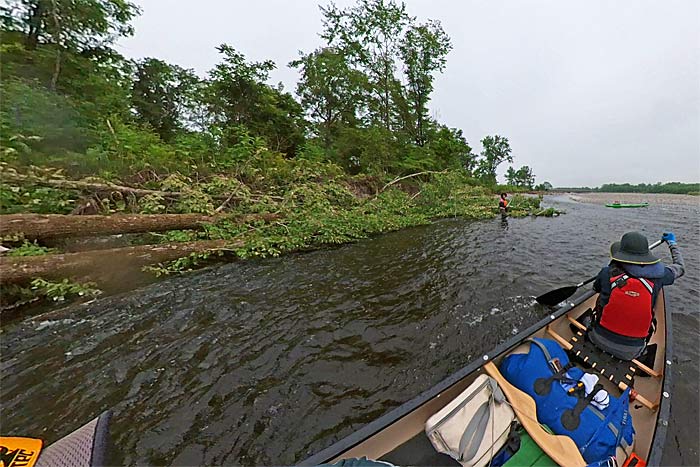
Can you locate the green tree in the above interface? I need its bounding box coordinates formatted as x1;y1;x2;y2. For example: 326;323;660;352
290;47;367;149
516;165;535;188
321;0;409;130
1;0;139;89
426;125;475;172
1;0;139;156
2;0;139;50
131;58;201;142
206;44;306;155
475;135;513;184
506;165;535;188
399;20;451;146
505;166;517;185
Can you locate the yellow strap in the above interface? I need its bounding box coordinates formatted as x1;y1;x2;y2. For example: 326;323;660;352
0;437;43;467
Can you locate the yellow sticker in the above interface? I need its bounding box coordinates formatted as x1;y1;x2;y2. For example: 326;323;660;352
0;437;42;467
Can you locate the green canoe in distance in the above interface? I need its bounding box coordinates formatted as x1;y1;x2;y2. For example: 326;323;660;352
605;202;649;208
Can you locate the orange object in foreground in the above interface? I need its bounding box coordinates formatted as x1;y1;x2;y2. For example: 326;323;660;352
622;452;647;467
0;437;43;467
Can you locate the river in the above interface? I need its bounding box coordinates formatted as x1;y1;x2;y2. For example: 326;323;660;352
1;194;698;466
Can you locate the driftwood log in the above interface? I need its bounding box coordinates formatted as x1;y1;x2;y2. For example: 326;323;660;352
0;239;244;285
0;213;279;240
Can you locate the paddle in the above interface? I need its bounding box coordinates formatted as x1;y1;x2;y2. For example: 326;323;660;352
536;239;664;306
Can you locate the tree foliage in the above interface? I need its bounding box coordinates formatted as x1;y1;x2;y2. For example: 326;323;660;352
2;0;140;51
597;182;700;194
2;0;139;91
505;165;535;188
399;20;451;146
321;0;409;131
475;135;513;184
1;0;532;186
131;58;201;141
290;48;367;148
206;44;305;156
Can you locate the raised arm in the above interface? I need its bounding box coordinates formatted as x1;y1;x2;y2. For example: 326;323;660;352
662;232;685;282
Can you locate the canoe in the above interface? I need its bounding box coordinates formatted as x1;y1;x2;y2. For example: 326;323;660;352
300;289;671;467
0;411;112;467
605;203;649;208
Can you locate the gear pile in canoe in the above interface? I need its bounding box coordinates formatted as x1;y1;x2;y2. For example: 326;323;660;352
301;287;670;467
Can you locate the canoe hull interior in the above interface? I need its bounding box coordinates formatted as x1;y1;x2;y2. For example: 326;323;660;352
300;290;671;466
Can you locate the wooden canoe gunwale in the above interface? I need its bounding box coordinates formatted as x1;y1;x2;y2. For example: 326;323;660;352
299;289;672;466
646;290;672;467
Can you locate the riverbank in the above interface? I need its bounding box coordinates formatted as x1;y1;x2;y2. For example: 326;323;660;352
1;163;545;319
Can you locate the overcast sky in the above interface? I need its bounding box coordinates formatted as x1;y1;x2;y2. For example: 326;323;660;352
117;0;700;187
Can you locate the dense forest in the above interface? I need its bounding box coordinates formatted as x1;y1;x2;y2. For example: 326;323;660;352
0;0;535;181
0;0;549;313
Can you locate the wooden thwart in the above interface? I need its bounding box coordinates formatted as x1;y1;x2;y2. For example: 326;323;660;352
484;362;586;467
546;325;658;411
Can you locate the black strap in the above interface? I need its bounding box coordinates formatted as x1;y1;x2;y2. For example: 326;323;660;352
561;383;605;431
534;362;574;396
610;274;629;290
646;317;657;343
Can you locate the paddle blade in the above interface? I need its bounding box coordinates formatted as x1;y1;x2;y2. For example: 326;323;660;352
536;285;579;306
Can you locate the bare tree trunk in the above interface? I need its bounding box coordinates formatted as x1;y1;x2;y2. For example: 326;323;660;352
49;0;61;90
0;239;243;285
25;2;44;50
381;170;447;192
0;213;279;240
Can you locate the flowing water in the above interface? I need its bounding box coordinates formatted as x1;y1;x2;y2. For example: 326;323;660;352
1;194;698;466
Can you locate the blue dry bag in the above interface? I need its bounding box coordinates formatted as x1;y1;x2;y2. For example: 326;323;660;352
499;338;634;463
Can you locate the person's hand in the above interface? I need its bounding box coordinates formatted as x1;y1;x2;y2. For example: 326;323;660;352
662;232;677;245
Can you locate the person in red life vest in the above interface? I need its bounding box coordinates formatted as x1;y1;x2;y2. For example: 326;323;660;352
588;231;685;360
498;193;509;215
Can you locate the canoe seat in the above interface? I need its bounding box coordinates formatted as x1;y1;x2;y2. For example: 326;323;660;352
545;324;658;411
565;316;661;378
569;330;639;385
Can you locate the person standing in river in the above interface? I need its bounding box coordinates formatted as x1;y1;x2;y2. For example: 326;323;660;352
588;231;685;360
498;193;509;216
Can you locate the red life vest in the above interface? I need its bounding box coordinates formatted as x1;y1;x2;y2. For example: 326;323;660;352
599;273;654;338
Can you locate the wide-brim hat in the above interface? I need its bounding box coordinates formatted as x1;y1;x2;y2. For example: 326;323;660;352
610;231;659;265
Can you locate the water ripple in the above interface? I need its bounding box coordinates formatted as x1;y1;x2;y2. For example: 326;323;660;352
1;194;698;466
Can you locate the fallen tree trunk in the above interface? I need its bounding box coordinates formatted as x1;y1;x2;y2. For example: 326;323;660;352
2;172;280;202
0;239;244;285
2;172;189;198
1;213;215;239
0;213;279;240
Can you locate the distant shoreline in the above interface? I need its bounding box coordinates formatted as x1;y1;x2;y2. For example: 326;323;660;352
565;192;699;206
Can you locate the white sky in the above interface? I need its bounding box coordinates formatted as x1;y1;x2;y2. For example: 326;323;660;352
117;0;700;187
